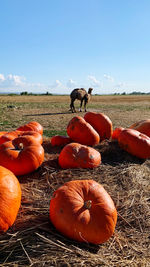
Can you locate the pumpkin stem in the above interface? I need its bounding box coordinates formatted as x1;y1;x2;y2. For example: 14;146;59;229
84;200;92;210
16;142;24;150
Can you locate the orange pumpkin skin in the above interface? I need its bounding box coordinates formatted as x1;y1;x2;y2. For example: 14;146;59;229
0;131;19;145
67;116;100;146
51;135;72;146
17;121;43;135
0;131;7;136
118;128;150;159
84;112;113;141
111;127;124;140
59;142;101;169
49;179;117;244
0;136;44;175
18;131;43;144
0;166;21;232
129;119;150;137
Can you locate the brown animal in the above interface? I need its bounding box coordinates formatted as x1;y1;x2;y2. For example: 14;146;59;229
69;88;93;113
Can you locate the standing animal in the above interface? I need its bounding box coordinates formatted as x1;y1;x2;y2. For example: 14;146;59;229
69;88;93;113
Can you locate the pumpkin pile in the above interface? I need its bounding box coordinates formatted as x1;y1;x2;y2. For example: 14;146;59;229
1;114;150;246
0;121;44;175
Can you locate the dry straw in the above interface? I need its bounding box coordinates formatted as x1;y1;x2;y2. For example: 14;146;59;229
0;138;149;266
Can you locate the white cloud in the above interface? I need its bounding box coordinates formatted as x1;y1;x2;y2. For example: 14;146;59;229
66;79;76;88
0;74;5;82
8;74;25;86
104;74;114;82
115;82;126;88
87;75;101;87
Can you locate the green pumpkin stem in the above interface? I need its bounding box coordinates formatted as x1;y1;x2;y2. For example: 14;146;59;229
84;200;92;210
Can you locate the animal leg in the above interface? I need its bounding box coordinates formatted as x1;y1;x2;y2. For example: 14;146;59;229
79;99;84;112
70;99;76;113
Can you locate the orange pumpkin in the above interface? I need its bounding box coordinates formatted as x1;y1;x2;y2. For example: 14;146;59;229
51;135;72;146
18;131;43;144
59;142;101;169
67;116;100;146
118;128;150;159
17;121;43;135
0;136;44;175
0;166;21;232
0;131;19;145
111;127;124;140
49;179;117;244
129;119;150;137
84;112;113;141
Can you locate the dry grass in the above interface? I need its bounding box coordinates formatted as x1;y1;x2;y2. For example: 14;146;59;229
0;95;150;266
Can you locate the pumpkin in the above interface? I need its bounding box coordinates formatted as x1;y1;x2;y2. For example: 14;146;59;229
84;112;113;141
59;142;101;169
49;179;117;244
118;128;150;159
0;136;44;175
67;116;100;146
0;166;21;232
111;127;124;140
129;119;150;137
0;131;19;145
18;131;43;144
51;135;72;146
17;121;43;135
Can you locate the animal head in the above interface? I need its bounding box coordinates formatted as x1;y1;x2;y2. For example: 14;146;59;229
88;88;93;94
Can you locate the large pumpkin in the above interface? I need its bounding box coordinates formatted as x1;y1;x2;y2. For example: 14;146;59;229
0;166;21;232
51;135;72;146
67;116;100;146
118;128;150;159
0;136;44;175
49;179;117;244
84;112;113;141
58;142;101;169
17;121;43;135
129;119;150;137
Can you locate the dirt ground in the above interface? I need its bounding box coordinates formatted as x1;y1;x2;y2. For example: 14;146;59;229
0;95;150;266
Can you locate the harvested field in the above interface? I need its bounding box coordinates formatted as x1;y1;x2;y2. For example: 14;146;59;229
0;95;150;266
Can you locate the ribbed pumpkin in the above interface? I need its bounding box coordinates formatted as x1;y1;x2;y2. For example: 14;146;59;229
84;112;113;141
0;131;19;145
0;166;21;232
118;128;150;159
67;116;100;146
17;121;43;135
51;135;72;146
129;119;150;137
49;179;117;244
0;136;44;175
59;142;101;169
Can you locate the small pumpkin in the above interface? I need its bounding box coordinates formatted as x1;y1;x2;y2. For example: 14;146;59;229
0;136;44;175
111;127;124;140
84;112;113;141
67;116;100;146
17;121;43;135
58;142;101;169
118;128;150;159
129;119;150;137
51;135;72;146
0;166;21;232
49;179;117;244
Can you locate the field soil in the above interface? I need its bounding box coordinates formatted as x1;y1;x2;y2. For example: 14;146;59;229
0;95;150;266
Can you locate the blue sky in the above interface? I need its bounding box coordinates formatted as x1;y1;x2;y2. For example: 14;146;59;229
0;0;150;94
